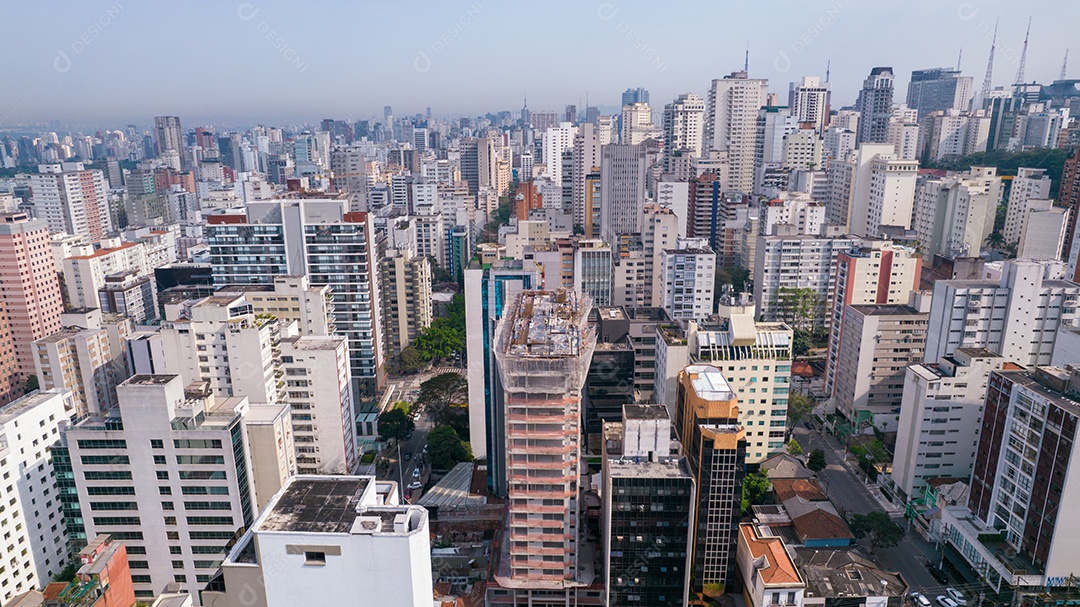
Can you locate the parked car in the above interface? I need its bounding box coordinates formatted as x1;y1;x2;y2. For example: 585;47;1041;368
936;596;958;607
912;593;931;607
407;481;423;491
412;467;421;480
945;589;967;605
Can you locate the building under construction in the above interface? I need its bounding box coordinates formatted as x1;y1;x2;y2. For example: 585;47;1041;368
489;288;601;606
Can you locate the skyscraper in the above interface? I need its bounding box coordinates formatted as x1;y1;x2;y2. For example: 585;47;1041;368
26;162;112;241
599;144;647;246
621;87;650;106
906;67;974;117
675;364;745;591
153;115;185;159
855;67;895;144
788;76;831;134
0;212;64;380
490;288;596;602
662;93;706;167
704;71;769;193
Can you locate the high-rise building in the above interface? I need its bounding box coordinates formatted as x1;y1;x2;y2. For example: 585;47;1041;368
1003;167;1053;244
380;248;433;359
944;366;1080;591
620;102;659;146
280;335;357;475
824;143;916;236
0;389;71;603
218;275;336;337
0;213;64;379
656;315;793;462
913;166;1001;258
33;323;130;417
788;76;831;134
924;259;1080;366
753;228;859;325
207;200;385;397
662;93;705;167
660;237;716;320
918;109;991;162
599;144;647;246
571;124;602;228
675;364;745;591
573;239;612;307
489;289;596;601
460;137;497;195
464;260;539;494
542;123;577;186
890;348;1013;502
601;406;695;607
831;302;929;428
824;241;923;396
201;476;433;607
1017;206;1069;260
25;163;112;242
63;240;150;309
855;67;895;144
621;87;649;107
705;72;769;193
60;374;281;600
1059;148;1080;263
153;116;185;160
906;68;974;117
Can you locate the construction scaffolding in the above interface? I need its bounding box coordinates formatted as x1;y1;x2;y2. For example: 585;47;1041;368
493;288;597;588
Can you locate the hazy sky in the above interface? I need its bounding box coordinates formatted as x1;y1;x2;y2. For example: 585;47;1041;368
0;0;1074;129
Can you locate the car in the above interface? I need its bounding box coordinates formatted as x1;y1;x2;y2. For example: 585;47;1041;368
404;452;412;461
946;589;967;605
407;481;423;491
412;468;421;480
912;593;931;607
936;596;957;607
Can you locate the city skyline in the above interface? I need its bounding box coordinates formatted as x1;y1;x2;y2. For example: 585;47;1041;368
0;0;1074;127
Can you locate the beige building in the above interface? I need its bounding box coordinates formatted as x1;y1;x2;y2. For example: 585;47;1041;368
33;324;129;417
243;402;297;511
280;336;356;475
63;240;150;309
217;275;335;336
380;248;433;358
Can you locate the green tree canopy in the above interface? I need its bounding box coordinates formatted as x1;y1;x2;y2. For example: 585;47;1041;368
23;375;38;394
786;391;815;428
416;373;468;426
377;408;414;442
414;319;465;361
427;426;473;470
776;287;825;334
849;511;904;552
741;470;772;515
398;346;426;374
807;449;827;473
786;439;803;456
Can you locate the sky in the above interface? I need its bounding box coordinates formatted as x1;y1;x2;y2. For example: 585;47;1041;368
0;0;1075;130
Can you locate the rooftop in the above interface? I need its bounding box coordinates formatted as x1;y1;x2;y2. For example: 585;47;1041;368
847;303;925;316
623;404;669;420
499;289;591;358
259;477;373;533
739;524;803;587
282;335;345;351
684;364;736;401
795;548;907;599
608;456;692;480
125;374;180;386
417;462;484;508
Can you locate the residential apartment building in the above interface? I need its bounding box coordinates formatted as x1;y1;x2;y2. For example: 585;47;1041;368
280;335;356;475
207;199;385;396
380;248;433;358
63;241;150;310
736;524;805;607
924;259;1080;367
855;67;894;144
660;238;716;321
788;76;831;134
599;144;647;246
24;163;112;242
216;275;335;337
891;348;1013;502
573;239;612;307
704;71;769;193
914;167;1001;259
831;303;929;429
663;93;706;164
0;213;64;378
33;321;132;417
752;228;858;325
200;476;432;607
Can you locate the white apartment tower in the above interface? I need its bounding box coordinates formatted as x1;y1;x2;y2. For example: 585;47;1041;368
1003;167;1053;244
660;237;717;320
705;71;769;193
788;76;830;134
663;93;706;162
26;163;112;242
913;167;1001;258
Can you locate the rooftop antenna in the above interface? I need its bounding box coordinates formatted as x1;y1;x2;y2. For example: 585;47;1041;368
1014;17;1031;85
957;48;963;71
1061;49;1070;80
826;60;831;83
980;18;998;99
744;42;749;73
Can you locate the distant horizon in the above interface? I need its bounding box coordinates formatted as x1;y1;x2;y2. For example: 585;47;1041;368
0;0;1075;129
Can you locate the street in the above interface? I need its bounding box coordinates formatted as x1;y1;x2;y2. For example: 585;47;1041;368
383;413;434;499
792;425;964;599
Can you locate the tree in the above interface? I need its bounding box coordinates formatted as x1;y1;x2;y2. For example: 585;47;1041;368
786;391;815;428
807;449;827;473
776;287;824;333
23;375;38;394
377;409;414;442
413;319;465;362
416;373;468;426
399;346;426;374
427;426;473;470
984;231;1006;251
786;439;803;456
740;470;772;515
849;511;904;552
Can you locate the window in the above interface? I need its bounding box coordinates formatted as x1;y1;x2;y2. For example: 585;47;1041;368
156;471;169;480
169;546;182;555
189;531;235;540
153;456;167;465
159;487;172;496
304;551;326;565
81;455;129;466
77;440;127;449
86;487;136;496
186;516;233;526
176;455;225;465
131;576;152;584
173;439;223;449
184;502;231;511
84;471;131;481
179;471;226;481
